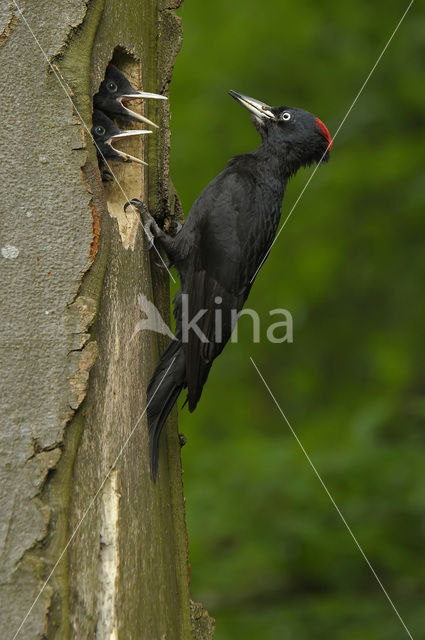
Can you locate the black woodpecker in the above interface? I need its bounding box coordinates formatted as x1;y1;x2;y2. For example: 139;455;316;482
126;91;333;480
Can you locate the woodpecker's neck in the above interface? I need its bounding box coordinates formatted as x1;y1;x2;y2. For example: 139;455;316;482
257;138;304;179
250;143;291;201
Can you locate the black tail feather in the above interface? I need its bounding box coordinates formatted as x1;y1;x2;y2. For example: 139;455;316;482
147;340;186;481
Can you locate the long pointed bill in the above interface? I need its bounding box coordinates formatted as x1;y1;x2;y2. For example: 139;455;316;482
108;129;152;166
119;92;167;129
121;92;167;101
228;90;275;120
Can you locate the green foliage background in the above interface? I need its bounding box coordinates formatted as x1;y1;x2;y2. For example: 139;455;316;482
168;1;425;637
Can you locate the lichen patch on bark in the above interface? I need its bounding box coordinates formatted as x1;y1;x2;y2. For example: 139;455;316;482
190;600;216;640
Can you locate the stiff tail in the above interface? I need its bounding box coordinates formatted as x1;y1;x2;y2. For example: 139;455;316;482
147;340;186;481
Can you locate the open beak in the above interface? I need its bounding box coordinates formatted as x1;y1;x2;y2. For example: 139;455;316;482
228;90;275;120
107;129;152;166
119;92;167;129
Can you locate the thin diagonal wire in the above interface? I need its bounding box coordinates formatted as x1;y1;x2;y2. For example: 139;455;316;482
250;357;414;640
250;0;414;284
10;356;177;640
11;0;176;282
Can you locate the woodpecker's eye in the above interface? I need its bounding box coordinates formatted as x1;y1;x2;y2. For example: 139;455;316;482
107;81;117;93
281;112;291;121
94;125;105;136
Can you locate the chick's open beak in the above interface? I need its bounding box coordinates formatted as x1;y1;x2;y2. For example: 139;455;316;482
119;91;167;129
107;129;152;166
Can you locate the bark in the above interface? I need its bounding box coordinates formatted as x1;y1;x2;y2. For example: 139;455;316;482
0;0;214;638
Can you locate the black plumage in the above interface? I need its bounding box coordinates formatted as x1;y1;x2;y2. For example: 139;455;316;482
126;91;333;480
91;109;151;174
94;64;167;129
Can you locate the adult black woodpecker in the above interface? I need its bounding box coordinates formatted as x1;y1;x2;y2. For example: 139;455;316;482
94;64;167;129
91;109;151;175
126;91;333;480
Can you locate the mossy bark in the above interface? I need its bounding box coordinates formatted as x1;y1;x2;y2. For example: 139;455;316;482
0;0;213;638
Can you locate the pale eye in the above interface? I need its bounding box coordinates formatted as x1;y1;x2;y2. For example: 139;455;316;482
94;125;105;136
107;81;117;93
281;112;291;121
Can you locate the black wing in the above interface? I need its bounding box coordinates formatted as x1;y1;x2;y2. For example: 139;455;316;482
180;166;277;410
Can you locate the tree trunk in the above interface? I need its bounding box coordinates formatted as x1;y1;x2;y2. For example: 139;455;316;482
0;1;214;638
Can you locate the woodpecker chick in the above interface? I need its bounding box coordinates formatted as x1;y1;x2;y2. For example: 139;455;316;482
94;64;167;129
91;109;151;172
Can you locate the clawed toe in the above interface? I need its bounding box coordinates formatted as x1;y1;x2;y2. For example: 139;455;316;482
101;169;114;182
124;198;147;214
170;220;182;235
124;199;163;251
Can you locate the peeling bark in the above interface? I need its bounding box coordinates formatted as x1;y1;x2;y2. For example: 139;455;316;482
0;12;19;48
0;0;213;637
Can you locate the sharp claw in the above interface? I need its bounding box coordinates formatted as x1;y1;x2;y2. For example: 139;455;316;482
102;169;114;183
124;197;145;213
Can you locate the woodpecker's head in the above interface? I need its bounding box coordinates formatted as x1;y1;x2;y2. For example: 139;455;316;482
94;64;167;129
91;109;151;166
229;90;332;169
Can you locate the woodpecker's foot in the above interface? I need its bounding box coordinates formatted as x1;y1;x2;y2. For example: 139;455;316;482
101;169;114;182
178;433;187;447
169;219;182;236
124;198;163;251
